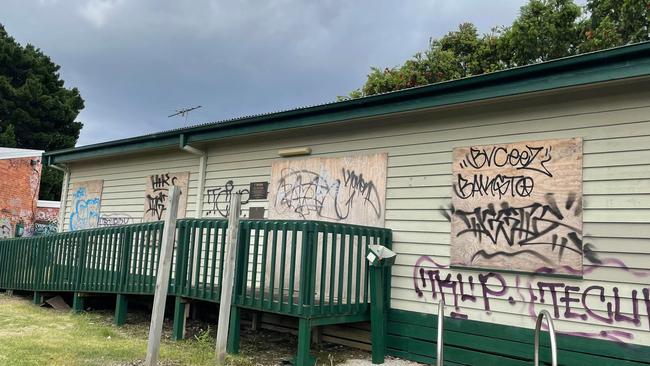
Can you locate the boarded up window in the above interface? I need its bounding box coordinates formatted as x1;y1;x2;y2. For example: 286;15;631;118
69;180;103;231
268;153;387;227
449;138;583;275
142;172;189;222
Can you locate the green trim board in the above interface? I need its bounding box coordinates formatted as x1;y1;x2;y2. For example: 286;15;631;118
386;309;650;365
43;42;650;165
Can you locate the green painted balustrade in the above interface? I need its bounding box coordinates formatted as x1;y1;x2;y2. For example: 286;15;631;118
0;218;392;365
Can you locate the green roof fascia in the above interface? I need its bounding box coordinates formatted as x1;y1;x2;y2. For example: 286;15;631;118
43;42;650;165
44;135;180;165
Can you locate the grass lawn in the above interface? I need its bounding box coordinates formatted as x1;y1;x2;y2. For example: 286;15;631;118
0;294;222;366
0;293;375;366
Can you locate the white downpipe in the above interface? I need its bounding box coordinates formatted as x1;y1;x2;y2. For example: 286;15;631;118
181;145;207;218
181;144;208;291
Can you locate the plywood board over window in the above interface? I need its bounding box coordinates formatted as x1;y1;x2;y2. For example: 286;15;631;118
449;138;583;275
268;153;387;227
142;172;189;222
69;180;103;231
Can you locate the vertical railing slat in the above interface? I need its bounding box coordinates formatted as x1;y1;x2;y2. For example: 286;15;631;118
250;221;259;307
268;223;278;310
259;224;269;309
278;223;288;313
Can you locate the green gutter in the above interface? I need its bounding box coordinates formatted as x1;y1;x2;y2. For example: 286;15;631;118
43;41;650;165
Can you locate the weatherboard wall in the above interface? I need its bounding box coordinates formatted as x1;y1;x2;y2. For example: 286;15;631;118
61;151;202;231
198;79;650;348
60;78;650;358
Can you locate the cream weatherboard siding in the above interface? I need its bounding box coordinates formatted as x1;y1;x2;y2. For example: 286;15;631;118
62;151;203;231
63;78;650;347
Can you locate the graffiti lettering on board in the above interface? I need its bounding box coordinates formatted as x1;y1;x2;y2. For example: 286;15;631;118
206;180;250;217
413;255;650;343
450;138;583;275
99;213;134;227
268;154;387;226
142;172;189;222
69;180;103;231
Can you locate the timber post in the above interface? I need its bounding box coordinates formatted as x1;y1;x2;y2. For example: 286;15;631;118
144;186;181;366
215;192;241;364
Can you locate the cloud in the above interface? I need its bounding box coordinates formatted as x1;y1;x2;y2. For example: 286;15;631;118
2;0;527;146
78;0;125;28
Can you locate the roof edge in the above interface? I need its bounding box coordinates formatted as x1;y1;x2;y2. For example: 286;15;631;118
43;41;650;165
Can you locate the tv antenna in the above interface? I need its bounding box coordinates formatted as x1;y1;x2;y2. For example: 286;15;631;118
168;105;202;125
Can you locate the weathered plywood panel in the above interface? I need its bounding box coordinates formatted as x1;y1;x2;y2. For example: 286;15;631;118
267;154;387;227
449;138;584;275
69;180;103;231
142;172;189;222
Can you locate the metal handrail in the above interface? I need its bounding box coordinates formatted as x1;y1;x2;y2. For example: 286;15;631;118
534;310;558;366
436;299;445;366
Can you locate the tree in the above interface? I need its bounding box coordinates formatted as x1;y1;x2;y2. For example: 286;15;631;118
344;23;505;99
581;0;650;52
0;23;84;200
346;0;650;99
500;0;582;66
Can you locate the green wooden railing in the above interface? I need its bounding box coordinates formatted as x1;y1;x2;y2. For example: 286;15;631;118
0;221;165;294
0;218;392;319
234;220;391;317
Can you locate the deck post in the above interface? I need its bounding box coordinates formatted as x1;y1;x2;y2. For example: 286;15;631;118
250;311;259;331
115;294;128;326
172;296;186;341
72;292;85;313
215;192;241;364
33;291;44;305
312;326;323;345
369;266;387;364
145;186;181;366
295;318;315;366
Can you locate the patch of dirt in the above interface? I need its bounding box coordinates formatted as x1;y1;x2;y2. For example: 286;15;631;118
184;318;371;365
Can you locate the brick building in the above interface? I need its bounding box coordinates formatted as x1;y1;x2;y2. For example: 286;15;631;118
0;147;58;238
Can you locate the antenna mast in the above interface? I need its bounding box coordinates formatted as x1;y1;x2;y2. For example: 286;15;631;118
168;105;202;125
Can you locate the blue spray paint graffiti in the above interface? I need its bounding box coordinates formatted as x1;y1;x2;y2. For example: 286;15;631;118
69;187;101;231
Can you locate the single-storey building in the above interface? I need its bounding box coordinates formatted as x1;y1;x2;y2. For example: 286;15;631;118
42;42;650;365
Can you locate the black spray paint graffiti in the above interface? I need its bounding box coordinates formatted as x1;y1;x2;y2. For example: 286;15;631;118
151;174;178;192
145;192;168;220
206;180;250;217
460;145;553;176
443;193;584;263
274;168;381;221
454;174;535;199
413;256;650;343
145;174;181;220
455;144;552;199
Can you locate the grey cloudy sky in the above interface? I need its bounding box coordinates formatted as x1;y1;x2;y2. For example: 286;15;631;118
4;0;533;146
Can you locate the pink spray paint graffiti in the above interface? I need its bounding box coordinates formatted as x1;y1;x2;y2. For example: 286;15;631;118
413;255;650;343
